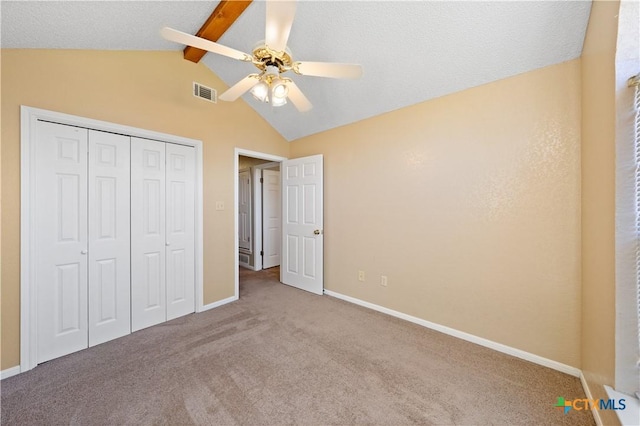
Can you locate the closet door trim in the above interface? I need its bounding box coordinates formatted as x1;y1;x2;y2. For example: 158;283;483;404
20;106;204;373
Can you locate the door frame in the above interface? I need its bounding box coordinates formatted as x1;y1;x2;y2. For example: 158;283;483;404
234;149;287;298
20;106;204;372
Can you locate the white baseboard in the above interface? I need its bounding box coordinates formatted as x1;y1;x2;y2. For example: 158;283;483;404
324;289;581;377
199;295;238;313
1;366;21;380
580;372;604;426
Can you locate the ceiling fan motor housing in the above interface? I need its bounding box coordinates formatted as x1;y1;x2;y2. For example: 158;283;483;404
252;45;293;74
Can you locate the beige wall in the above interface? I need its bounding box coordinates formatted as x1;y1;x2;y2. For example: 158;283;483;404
0;49;289;369
580;0;619;395
291;60;583;366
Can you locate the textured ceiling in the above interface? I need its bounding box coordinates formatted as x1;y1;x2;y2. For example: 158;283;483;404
1;1;592;141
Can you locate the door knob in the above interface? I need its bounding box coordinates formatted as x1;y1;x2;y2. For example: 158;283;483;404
314;230;322;235
80;250;88;255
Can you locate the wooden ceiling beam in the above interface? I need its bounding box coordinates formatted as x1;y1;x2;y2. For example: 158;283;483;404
184;0;253;63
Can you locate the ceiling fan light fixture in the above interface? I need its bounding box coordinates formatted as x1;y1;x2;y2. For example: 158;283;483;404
271;79;289;101
271;95;287;107
250;81;269;102
250;73;289;107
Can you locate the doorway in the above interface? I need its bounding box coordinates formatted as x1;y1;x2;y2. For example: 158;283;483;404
234;149;287;298
237;155;281;271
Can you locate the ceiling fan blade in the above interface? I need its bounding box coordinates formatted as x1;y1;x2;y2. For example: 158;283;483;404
265;0;296;52
286;81;312;112
161;27;250;61
295;61;363;80
219;75;260;102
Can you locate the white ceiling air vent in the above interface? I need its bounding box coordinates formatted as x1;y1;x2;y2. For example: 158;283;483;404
193;82;216;103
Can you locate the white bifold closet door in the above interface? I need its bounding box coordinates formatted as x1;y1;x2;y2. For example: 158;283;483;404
131;139;166;331
87;131;131;346
35;121;131;363
35;122;89;363
165;142;196;321
131;138;195;332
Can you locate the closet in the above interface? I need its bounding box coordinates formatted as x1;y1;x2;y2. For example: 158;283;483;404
34;121;195;364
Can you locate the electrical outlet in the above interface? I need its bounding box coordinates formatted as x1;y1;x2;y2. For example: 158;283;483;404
381;275;388;287
358;270;365;282
215;201;225;211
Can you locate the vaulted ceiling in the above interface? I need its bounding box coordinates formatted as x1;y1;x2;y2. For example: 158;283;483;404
1;1;592;141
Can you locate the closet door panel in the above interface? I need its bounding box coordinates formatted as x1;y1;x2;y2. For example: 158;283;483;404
166;143;196;320
88;131;131;346
35;121;89;363
131;138;167;331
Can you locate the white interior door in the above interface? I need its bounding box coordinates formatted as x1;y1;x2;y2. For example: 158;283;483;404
262;169;281;269
131;138;166;331
88;130;131;346
238;170;252;252
281;155;323;295
166;143;196;320
35;121;89;363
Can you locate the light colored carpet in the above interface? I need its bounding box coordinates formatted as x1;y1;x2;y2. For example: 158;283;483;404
2;267;594;425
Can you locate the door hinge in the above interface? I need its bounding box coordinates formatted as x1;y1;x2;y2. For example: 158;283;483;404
260;250;264;256
260;178;264;183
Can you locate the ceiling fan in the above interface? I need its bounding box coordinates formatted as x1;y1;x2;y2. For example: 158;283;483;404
161;0;362;112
